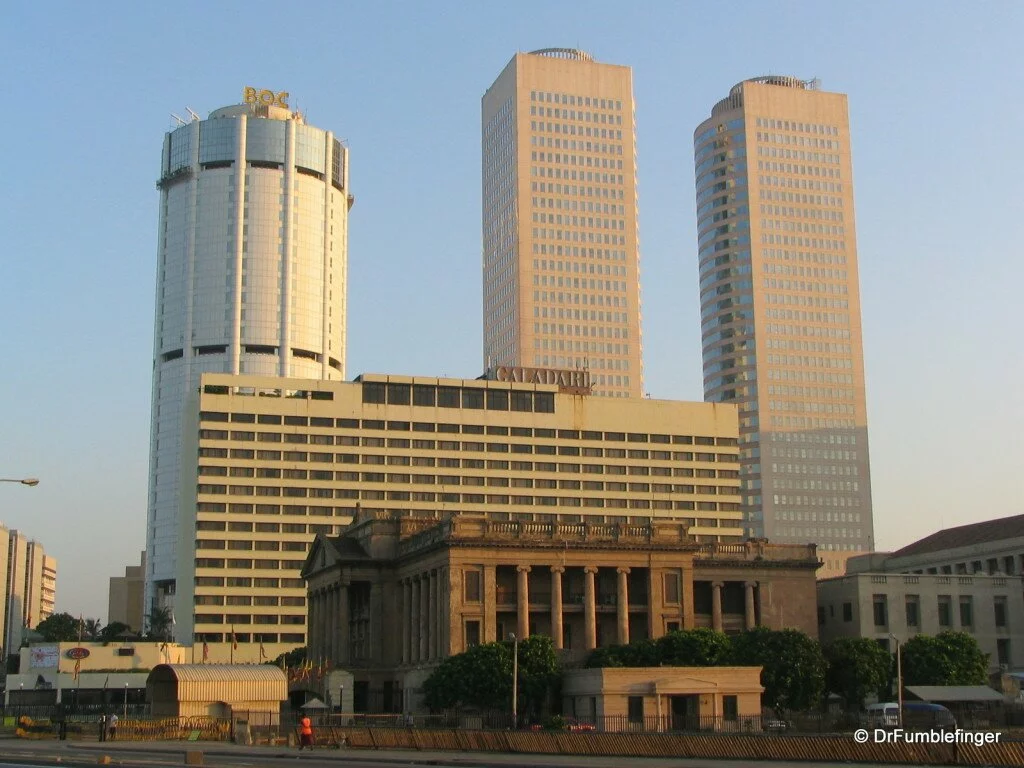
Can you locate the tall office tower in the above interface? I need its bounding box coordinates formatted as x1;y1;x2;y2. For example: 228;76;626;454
147;92;352;630
482;49;643;399
694;77;873;577
1;526;56;655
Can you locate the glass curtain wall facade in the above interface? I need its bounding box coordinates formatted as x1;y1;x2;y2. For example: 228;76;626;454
147;101;351;631
693;77;873;578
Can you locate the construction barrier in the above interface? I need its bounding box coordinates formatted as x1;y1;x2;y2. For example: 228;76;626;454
335;727;1024;766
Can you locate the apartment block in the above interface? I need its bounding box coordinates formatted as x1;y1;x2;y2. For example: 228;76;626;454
1;526;56;656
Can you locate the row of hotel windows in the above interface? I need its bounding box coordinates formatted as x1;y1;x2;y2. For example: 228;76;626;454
197;444;735;468
203;405;738;447
529;105;624;124
194;557;305;569
199;463;738;485
199;434;729;459
196;489;738;512
195;632;304;644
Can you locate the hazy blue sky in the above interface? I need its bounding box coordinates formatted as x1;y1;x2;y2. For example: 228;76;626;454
2;2;1022;621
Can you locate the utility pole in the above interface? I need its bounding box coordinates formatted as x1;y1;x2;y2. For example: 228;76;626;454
509;632;518;728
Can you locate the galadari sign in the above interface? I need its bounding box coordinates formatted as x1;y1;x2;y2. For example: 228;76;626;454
65;647;90;660
493;366;591;392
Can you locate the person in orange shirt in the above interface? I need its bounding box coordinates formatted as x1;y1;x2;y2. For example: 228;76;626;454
298;715;314;750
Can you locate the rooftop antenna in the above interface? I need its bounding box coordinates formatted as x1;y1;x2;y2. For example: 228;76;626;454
170;113;186;126
185;107;201;122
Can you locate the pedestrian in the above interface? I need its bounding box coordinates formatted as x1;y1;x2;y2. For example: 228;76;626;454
298;715;314;750
108;712;119;741
99;713;107;742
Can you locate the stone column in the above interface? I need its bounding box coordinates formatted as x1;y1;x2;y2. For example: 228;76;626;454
309;589;320;661
616;567;630;645
330;586;340;665
584;566;598;650
402;579;411;665
745;581;757;630
484;565;497;642
550;566;565;650
411;577;421;663
428;569;438;660
516;565;531;639
338;583;350;665
419;573;429;661
712;581;724;632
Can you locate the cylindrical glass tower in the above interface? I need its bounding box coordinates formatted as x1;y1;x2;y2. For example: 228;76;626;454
146;99;351;625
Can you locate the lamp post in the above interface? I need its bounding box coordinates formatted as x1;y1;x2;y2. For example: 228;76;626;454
124;682;129;719
889;633;903;729
509;632;518;728
0;478;39;486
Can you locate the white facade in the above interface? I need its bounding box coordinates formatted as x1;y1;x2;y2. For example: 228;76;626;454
146;100;351;631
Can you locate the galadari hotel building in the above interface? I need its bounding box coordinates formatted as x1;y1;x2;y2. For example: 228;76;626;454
177;369;743;650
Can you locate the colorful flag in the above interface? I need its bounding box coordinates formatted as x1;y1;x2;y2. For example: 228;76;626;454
259;642;266;662
73;659;80;681
202;641;209;662
231;627;238;650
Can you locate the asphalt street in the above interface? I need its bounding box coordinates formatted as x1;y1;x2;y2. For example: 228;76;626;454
0;739;923;768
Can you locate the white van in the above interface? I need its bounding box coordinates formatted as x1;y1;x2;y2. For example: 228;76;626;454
864;702;900;729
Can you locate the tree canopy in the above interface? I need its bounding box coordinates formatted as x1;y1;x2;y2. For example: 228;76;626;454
34;613;85;642
422;635;559;717
902;631;988;686
729;627;826;713
824;637;893;710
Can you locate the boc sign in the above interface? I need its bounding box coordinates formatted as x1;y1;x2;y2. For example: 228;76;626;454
244;87;289;108
66;647;90;660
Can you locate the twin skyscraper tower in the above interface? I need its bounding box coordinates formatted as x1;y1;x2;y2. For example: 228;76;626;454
146;51;873;639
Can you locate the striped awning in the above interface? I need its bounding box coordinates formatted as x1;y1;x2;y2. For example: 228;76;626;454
148;664;287;703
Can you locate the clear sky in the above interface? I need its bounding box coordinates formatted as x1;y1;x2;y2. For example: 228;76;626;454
2;2;1022;622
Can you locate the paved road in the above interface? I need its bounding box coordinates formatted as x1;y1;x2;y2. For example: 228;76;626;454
0;740;920;768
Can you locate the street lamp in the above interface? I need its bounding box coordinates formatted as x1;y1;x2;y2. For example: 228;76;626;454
124;682;129;719
508;632;518;728
889;633;903;729
0;478;39;486
339;683;345;716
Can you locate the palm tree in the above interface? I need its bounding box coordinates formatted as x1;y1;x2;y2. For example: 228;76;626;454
83;618;103;641
146;607;173;641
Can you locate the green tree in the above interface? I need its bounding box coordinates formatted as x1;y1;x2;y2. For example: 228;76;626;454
34;612;82;642
824;637;892;710
657;628;732;666
98;621;134;644
584;640;659;668
730;627;826;713
145;607;173;641
516;635;561;715
271;646;307;668
423;636;559;718
902;631;988;686
423;641;511;711
82;618;103;640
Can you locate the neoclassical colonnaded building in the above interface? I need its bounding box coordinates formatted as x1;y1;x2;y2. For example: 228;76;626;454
301;509;819;712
